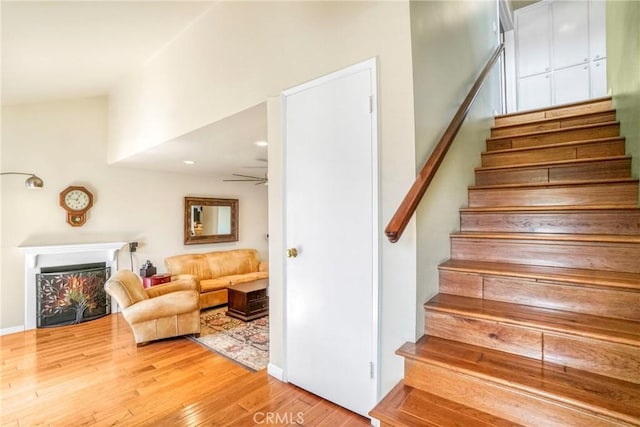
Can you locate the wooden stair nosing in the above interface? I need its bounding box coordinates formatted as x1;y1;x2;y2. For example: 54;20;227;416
486;121;620;143
495;97;612;121
491;109;616;132
398;336;640;425
438;260;640;291
460;205;640;213
481;136;625;156
475;155;631;173
450;231;640;244
469;177;639;190
369;382;521;427
424;294;640;347
369;382;441;427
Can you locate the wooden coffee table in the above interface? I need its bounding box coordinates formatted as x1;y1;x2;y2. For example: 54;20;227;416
226;279;268;321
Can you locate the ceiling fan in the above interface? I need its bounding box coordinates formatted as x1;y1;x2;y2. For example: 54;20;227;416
223;173;268;185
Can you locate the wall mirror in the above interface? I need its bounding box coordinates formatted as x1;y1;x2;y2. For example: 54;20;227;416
184;197;239;245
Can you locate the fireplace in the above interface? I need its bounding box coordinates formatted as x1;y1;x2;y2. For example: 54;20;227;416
36;263;111;328
20;242;127;331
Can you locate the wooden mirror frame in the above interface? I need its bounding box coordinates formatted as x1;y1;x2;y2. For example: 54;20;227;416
184;197;239;245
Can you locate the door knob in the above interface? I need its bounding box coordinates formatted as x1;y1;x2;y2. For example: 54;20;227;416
287;248;298;258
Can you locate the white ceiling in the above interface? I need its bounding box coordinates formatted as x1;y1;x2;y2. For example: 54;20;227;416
1;1;268;178
116;102;269;177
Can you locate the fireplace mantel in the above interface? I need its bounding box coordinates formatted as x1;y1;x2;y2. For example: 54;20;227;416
20;241;127;330
20;242;127;268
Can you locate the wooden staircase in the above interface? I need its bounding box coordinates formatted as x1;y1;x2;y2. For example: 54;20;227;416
371;97;640;426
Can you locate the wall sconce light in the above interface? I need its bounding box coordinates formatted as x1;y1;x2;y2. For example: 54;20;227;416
0;172;45;189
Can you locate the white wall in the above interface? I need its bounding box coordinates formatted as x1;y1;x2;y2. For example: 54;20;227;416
1;97;268;331
410;0;502;337
108;1;417;399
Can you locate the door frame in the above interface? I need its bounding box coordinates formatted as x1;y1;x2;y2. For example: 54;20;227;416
281;57;381;407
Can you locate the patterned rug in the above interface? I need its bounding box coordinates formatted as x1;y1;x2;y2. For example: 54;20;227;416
188;307;269;371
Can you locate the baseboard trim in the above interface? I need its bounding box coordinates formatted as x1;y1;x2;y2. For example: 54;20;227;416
267;363;285;381
1;325;25;336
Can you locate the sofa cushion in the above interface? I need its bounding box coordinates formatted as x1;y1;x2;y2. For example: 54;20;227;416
200;272;269;292
164;253;212;280
200;271;269;292
226;272;269;286
206;249;261;278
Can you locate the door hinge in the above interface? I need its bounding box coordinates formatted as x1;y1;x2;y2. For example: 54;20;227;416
369;361;375;379
369;95;374;114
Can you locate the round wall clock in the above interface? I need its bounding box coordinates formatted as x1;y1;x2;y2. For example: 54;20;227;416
59;185;94;227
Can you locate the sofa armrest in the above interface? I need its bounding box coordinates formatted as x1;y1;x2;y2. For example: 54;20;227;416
124;290;199;324
259;262;269;273
145;276;199;298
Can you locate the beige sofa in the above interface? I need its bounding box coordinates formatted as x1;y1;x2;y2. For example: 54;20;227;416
104;270;200;346
164;249;268;309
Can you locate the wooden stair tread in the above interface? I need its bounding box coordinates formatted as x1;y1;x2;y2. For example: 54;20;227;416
425;294;640;346
483;136;625;155
439;259;640;291
486;121;619;142
398;335;640;424
495;97;612;120
475;155;630;172
470;177;638;191
370;381;521;427
491;109;616;131
451;231;640;244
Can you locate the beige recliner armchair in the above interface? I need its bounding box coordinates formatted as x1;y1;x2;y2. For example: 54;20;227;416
104;270;201;346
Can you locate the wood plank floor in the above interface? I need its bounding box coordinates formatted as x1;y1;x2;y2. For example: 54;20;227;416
0;313;370;426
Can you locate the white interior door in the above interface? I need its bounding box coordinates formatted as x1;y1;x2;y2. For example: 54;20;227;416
283;59;378;417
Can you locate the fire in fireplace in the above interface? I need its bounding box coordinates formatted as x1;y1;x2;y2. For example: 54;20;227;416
36;263;111;328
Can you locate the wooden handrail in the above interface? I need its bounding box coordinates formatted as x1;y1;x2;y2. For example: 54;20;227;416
385;44;504;243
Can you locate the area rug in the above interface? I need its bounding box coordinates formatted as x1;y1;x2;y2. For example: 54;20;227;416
188;307;269;371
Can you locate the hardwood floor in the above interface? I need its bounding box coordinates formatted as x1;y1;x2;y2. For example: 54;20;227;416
0;313;370;426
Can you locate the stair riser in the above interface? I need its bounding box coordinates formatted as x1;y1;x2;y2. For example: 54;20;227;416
491;111;617;138
425;310;639;381
404;359;627;427
425;311;542;359
468;182;639;208
544;334;640;385
487;123;620;151
476;158;632;186
450;238;640;273
460;210;640;235
481;139;625;167
439;270;640;321
494;99;613;127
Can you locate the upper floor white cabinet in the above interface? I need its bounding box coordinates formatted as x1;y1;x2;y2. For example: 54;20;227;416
554;63;590;105
517;3;552;77
591;58;607;98
518;73;552;111
589;0;606;60
552;1;589;70
515;0;607;111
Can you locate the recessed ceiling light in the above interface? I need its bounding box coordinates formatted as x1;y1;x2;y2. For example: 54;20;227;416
254;140;268;147
183;160;195;165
